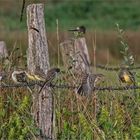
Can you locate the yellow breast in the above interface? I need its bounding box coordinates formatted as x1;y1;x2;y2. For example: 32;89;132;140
123;73;133;85
26;73;36;81
34;75;45;81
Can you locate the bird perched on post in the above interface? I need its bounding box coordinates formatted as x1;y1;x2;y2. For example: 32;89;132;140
38;68;60;94
118;68;135;85
77;73;104;96
68;25;91;73
68;25;86;38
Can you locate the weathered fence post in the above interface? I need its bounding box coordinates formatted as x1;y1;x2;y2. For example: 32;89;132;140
0;41;8;59
27;4;54;139
60;37;91;75
73;37;91;73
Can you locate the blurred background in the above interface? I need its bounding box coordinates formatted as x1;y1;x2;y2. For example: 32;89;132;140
1;0;140;65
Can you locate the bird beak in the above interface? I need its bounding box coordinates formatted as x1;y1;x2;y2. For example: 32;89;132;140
68;29;79;32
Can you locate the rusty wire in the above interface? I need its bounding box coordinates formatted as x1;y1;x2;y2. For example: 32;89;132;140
1;82;140;91
96;64;140;71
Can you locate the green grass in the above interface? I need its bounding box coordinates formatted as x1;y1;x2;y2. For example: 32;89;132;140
2;64;140;139
1;36;140;139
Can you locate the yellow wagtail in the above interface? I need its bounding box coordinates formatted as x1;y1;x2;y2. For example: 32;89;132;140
118;68;134;85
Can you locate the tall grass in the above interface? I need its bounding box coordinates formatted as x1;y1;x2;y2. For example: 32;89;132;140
1;66;140;139
0;43;38;139
1;30;140;65
53;69;140;139
1;24;140;140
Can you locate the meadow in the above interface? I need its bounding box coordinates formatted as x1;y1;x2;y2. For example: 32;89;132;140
1;26;140;140
1;0;140;140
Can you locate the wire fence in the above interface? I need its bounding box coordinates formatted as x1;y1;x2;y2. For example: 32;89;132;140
96;64;140;71
1;82;140;91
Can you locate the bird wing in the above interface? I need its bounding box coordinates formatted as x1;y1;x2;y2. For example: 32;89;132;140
77;73;89;96
38;70;56;94
77;85;83;95
127;70;135;83
35;67;46;81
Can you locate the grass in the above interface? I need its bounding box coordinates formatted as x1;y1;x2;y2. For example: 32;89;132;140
1;60;140;139
1;30;140;65
1;28;140;139
55;89;140;139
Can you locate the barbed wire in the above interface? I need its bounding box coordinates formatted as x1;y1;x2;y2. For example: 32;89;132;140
1;82;140;91
96;64;140;71
49;84;140;91
0;82;36;88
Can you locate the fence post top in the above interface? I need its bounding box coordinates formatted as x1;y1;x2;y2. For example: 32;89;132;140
27;3;44;9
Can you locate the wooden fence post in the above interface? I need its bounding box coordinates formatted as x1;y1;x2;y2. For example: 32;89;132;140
27;4;54;139
60;37;91;75
0;41;8;59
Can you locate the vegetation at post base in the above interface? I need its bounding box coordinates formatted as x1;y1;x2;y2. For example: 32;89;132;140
0;49;39;139
0;92;39;140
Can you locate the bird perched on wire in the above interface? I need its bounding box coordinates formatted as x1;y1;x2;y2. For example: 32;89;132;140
118;68;135;85
77;73;104;96
68;25;86;38
38;68;60;94
11;70;32;93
